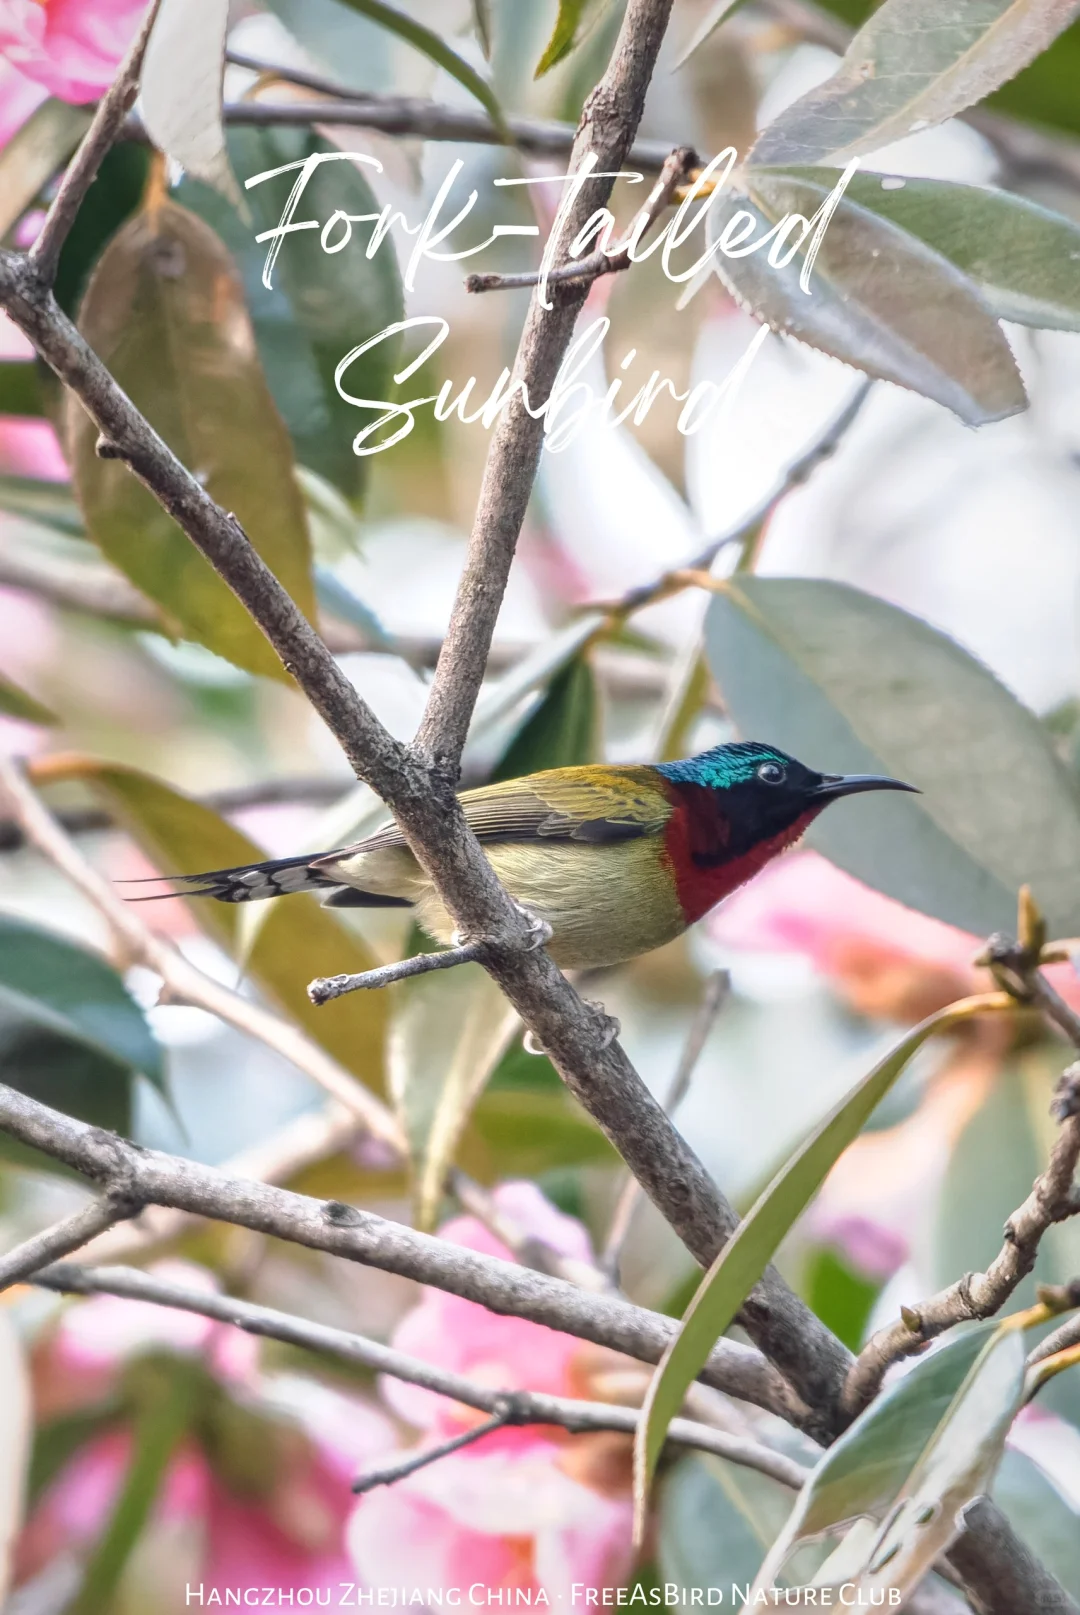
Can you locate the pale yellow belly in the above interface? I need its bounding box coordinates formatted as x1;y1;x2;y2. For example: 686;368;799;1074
327;839;686;970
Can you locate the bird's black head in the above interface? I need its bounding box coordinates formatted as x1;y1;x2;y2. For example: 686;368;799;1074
656;741;917;858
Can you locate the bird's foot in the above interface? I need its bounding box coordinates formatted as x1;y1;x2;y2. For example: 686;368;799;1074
583;999;621;1050
513;902;554;952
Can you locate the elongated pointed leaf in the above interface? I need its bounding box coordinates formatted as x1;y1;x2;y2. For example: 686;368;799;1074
743;1318;1029;1608
659;1452;826;1593
632;997;1006;1539
336;0;506;128
750;0;1080;168
673;0;747;68
0;673;55;726
141;0;236;200
180;128;404;500
535;0;611;75
68;198;315;682
707;175;1025;425
29;756;388;1097
0;99;90;238
755;168;1080;332
705;577;1080;938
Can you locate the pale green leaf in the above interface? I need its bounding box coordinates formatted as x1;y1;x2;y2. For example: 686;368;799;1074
141;0;237;201
673;0;747;69
0;99;89;239
749;0;1080;168
535;0;612;76
336;0;506;128
704;577;1080;938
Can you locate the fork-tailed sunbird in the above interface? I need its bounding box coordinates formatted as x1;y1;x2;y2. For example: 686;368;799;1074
144;742;916;970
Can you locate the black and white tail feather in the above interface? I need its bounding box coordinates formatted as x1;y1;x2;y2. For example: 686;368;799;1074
123;851;411;910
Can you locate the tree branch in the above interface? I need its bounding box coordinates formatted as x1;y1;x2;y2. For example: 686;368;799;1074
0;1077;804;1425
0;1191;140;1290
32;1260;809;1492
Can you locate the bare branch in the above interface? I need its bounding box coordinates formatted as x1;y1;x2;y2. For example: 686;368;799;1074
309;940;487;1004
35;1260;809;1491
465;146;697;296
0;1077;804;1425
0;1191;140;1291
0;753;405;1151
29;1;159;284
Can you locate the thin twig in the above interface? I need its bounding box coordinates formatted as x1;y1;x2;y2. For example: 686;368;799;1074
0;1192;140;1291
309;941;486;1004
0;753;405;1152
603;970;730;1279
0;1081;804;1423
448;1169;612;1292
354;1414;510;1493
1026;1283;1080;1369
844;932;1080;1416
29;1;160;284
30;1261;809;1491
465;145;697;295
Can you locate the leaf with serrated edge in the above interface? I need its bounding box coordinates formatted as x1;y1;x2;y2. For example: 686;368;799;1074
28;756;388;1098
706;173;1025;425
750;0;1080;168
755;167;1080;332
141;0;237;200
68;198;315;682
705;578;1080;937
743;1319;1028;1607
632;998;1007;1541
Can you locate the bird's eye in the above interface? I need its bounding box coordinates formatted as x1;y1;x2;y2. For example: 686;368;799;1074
757;762;786;785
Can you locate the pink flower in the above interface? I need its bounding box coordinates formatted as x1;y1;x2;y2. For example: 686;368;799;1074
348;1183;636;1598
16;1261;397;1602
0;0;146;104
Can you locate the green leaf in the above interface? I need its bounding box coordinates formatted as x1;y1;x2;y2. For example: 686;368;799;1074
707;173;1026;426
336;0;506;129
0;915;168;1172
659;1452;825;1593
535;0;612;76
805;1247;881;1353
673;0;747;68
0;99;90;239
462;1086;617;1178
632;999;1001;1538
68;197;316;681
0;475;83;537
993;1446;1080;1600
30;756;388;1098
756;168;1080;332
490;652;598;781
749;0;1080;168
0;673;55;726
141;0;237;202
472;0;493;58
0;362;44;418
180;128;405;500
743;1319;1029;1606
704;577;1080;938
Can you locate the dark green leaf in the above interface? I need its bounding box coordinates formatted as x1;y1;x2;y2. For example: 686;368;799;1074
180;127;405;500
54;142;152;319
68;197;316;681
30;756;389;1098
634;1001;997;1536
756;168;1080;332
707;174;1025;425
0;361;44;417
0;99;90;239
805;1247;880;1353
491;653;598;780
749;0;1080;168
704;577;1080;937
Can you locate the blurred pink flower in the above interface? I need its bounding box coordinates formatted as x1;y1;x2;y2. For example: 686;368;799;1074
349;1183;636;1600
0;0;146;104
16;1261;397;1602
0;51;45;143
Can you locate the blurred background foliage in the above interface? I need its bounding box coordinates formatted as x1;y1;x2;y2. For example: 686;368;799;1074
5;0;1080;1608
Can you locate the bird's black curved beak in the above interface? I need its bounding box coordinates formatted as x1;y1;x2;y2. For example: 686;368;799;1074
812;773;920;801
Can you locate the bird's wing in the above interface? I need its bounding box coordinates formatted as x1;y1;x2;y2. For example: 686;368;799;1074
318;766;674;866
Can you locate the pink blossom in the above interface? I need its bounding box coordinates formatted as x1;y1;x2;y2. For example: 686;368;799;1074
0;0;146;104
16;1261;397;1602
0;52;45;144
349;1183;636;1598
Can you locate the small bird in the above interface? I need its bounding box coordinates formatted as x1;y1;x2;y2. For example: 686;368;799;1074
144;742;916;971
